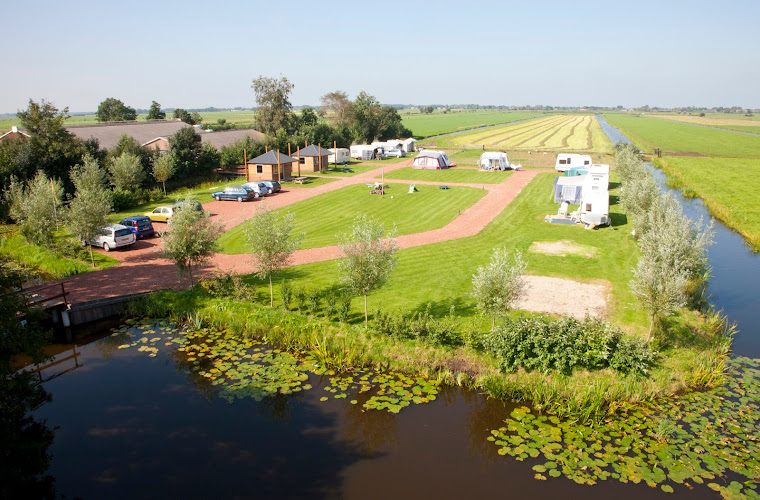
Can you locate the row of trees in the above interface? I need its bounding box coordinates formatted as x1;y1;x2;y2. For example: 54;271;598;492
252;76;412;145
616;144;713;341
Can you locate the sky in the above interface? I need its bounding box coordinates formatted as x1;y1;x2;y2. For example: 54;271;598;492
1;0;758;113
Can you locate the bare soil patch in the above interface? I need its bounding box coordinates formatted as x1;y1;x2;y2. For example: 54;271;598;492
516;275;609;319
529;240;597;258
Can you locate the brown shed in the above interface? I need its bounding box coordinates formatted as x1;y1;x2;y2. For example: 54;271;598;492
291;144;329;174
0;126;30;142
246;150;296;182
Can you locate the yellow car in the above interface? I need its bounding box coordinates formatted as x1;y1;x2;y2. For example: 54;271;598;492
144;205;175;223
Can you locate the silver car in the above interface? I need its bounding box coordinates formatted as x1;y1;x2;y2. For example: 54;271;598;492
241;182;268;197
88;223;136;252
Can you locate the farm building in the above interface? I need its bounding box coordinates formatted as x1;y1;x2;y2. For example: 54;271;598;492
246;150;295;182
0;126;30;142
67;120;190;150
199;129;266;149
412;150;453;169
292;144;329;174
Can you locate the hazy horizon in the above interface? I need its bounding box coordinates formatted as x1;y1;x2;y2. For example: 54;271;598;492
2;0;758;114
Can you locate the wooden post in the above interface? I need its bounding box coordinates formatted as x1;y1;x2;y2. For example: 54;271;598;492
297;149;301;178
333;140;337;166
288;143;291;156
243;148;248;181
276;150;281;183
318;143;322;172
265;145;268;152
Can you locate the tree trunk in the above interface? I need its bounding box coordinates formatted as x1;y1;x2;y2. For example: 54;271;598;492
364;294;368;328
89;245;95;268
492;316;496;331
647;313;655;343
269;274;274;307
162;181;166;195
187;265;194;287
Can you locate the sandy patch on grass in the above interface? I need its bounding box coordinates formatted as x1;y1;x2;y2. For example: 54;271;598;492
529;240;597;258
516;275;608;319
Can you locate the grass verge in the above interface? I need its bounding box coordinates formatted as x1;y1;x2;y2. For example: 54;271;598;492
380;167;514;184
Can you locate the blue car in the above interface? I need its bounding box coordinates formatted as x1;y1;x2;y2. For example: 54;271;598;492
212;186;258;202
119;215;155;238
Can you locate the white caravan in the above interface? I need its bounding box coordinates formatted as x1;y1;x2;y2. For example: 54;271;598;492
555;153;592;172
327;148;350;164
479;152;510;171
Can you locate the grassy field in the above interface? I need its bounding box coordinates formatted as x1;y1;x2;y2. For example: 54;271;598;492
217;183;487;253
424;114;612;153
0;110;258;131
401;110;542;138
379;167;514;184
311;163;388;177
643;112;760;132
603;114;760;158
655;156;760;250
280;177;339;188
238;173;646;330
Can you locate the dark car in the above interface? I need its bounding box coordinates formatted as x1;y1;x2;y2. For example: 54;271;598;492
119;215;155;238
212;186;258;202
259;180;281;194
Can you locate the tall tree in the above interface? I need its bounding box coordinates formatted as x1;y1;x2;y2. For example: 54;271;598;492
631;252;689;342
96;97;137;122
160;198;223;286
108;151;145;191
251;75;294;135
352;91;380;143
338;215;398;327
245;204;302;306
152;154;176;195
146;100;166;120
168;127;202;175
320;90;353;127
4;172;64;246
15;99;86;187
471;249;527;330
67;154;113;267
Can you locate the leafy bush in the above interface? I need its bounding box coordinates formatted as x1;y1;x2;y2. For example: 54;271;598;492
373;304;463;348
482;316;657;376
279;281;293;310
198;272;251;300
324;293;337;319
336;292;352;322
305;288;320;315
293;287;307;311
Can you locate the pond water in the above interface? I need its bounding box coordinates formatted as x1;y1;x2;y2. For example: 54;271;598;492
30;119;759;498
597;115;760;358
35;321;711;499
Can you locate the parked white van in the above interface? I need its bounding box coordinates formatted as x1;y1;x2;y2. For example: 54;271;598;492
555;153;592;172
88;223;136;252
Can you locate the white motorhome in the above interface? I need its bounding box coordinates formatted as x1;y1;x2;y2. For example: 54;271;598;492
328;148;350;164
479;152;510;171
555;153;592;173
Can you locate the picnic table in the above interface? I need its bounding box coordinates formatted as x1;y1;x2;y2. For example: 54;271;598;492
294;176;310;184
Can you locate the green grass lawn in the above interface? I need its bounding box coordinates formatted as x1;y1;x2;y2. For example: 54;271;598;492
217;183;487;253
240;173;646;331
603;114;760;158
0;234;120;279
280;177;339;189
401;110;542;138
723;125;760;134
379;167;514;184
312;163;384;177
656;156;760;250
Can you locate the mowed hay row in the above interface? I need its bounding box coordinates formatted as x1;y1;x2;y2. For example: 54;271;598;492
565;116;593;150
451;115;566;147
499;116;574;148
535;116;584;149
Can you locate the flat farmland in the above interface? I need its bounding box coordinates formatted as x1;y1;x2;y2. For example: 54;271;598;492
426;114;612;152
656;156;760;250
603;114;760;158
401;110;542;138
643;113;760;134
